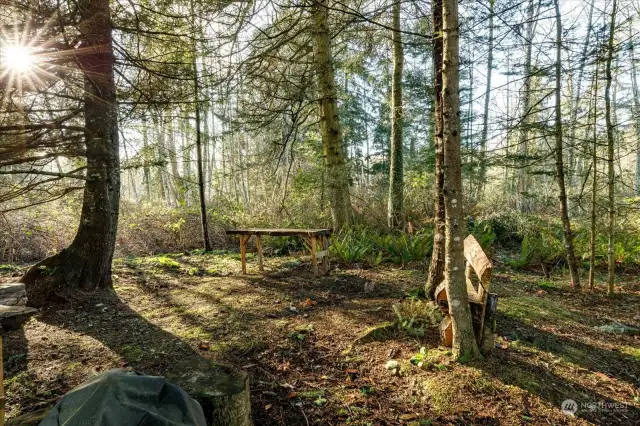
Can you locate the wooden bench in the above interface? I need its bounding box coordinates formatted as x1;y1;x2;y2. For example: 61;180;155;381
435;235;497;351
0;283;37;425
226;229;332;276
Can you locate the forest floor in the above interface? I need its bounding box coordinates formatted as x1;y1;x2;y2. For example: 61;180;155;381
2;252;639;425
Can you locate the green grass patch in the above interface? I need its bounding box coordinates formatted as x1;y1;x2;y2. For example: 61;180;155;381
120;343;144;361
536;280;559;290
500;296;579;325
0;264;21;272
621;346;640;360
147;256;181;270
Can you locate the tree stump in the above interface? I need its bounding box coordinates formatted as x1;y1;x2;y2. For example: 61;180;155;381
167;358;252;426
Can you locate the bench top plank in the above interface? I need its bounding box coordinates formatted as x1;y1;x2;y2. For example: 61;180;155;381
226;228;332;237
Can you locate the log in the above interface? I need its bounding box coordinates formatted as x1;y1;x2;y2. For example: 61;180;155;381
167;358;252;426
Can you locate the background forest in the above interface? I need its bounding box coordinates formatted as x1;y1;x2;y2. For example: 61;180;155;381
1;0;640;279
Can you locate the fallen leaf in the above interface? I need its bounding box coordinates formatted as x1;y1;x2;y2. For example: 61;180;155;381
594;372;614;381
287;392;298;399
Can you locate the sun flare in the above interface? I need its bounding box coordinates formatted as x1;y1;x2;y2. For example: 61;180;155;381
1;45;34;72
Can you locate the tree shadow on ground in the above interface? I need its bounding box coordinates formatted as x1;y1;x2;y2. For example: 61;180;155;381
3;328;29;376
479;313;640;425
31;274;307;425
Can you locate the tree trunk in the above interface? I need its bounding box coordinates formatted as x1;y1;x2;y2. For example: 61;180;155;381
142;118;151;200
478;0;494;197
553;0;580;288
182;119;193;206
21;0;120;306
191;0;211;252
630;20;640;194
568;0;595;186
442;0;481;360
313;0;352;230
516;0;538;212
604;0;617;296
167;114;181;206
388;0;404;228
426;0;445;300
194;74;211;251
588;64;599;290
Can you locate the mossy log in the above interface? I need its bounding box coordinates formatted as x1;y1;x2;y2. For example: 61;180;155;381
167;358;252;426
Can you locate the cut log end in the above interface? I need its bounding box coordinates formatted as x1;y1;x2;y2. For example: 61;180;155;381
167;358;252;426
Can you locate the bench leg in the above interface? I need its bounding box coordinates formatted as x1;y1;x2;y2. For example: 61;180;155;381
311;235;318;276
256;235;264;272
322;236;329;275
240;235;250;275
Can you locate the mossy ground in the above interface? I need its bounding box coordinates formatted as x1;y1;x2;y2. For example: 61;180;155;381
1;253;639;425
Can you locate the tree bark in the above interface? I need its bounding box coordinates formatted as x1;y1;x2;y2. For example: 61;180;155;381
568;0;595;186
426;0;445;300
516;0;538;212
553;0;580;288
442;0;481;360
313;0;353;230
388;0;404;228
604;0;617;296
191;0;211;252
142;118;151;200
478;0;494;197
21;0;120;306
630;20;640;194
588;64;599;290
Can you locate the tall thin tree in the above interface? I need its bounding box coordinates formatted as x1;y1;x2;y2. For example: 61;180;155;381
442;0;481;360
313;0;353;229
478;0;495;196
553;0;580;288
191;0;212;251
426;0;445;300
604;0;618;296
388;0;404;228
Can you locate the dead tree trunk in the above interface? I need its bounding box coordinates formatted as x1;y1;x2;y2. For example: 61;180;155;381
387;0;404;229
442;0;481;360
21;0;120;306
426;0;445;300
553;0;580;288
604;0;617;296
313;0;353;229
